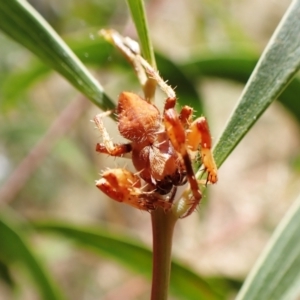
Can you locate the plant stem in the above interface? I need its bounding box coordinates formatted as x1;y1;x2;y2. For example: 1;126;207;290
150;208;177;300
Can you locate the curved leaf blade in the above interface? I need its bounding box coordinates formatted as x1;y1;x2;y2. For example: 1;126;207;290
236;195;300;300
183;55;258;84
1;41;204;112
126;0;156;67
212;0;300;167
0;0;114;110
0;213;65;300
34;221;235;300
183;55;300;124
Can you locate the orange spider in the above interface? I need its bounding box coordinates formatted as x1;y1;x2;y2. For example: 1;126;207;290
94;30;217;217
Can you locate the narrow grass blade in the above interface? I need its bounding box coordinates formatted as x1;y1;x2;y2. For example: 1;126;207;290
183;55;300;124
236;195;300;300
126;0;156;67
0;0;114;110
0;260;14;288
212;0;300;167
34;221;236;300
183;55;258;84
0;213;65;300
1;40;203;112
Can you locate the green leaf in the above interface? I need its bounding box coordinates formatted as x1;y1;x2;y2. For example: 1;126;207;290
0;213;65;300
236;195;300;300
126;0;156;67
182;55;300;124
34;221;236;300
183;54;258;84
0;0;114;110
211;0;300;167
0;260;14;288
1;40;204;112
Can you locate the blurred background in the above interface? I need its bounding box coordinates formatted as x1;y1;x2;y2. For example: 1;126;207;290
0;0;299;299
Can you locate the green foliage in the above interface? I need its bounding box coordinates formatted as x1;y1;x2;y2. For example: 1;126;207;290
35;221;235;300
0;0;114;110
213;0;300;168
1;0;300;299
126;0;156;67
236;196;300;300
0;212;65;300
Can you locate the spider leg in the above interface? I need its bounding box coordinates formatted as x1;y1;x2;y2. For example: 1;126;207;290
179;106;193;128
134;65;204;216
99;29;156;101
97;168;170;211
186;117;218;183
96;168;150;210
164;107;202;217
93;112;132;156
167;186;177;205
136;61;218;214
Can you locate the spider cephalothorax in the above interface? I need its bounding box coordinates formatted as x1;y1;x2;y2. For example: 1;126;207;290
94;30;217;217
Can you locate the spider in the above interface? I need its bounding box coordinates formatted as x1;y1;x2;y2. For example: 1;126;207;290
94;30;217;218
